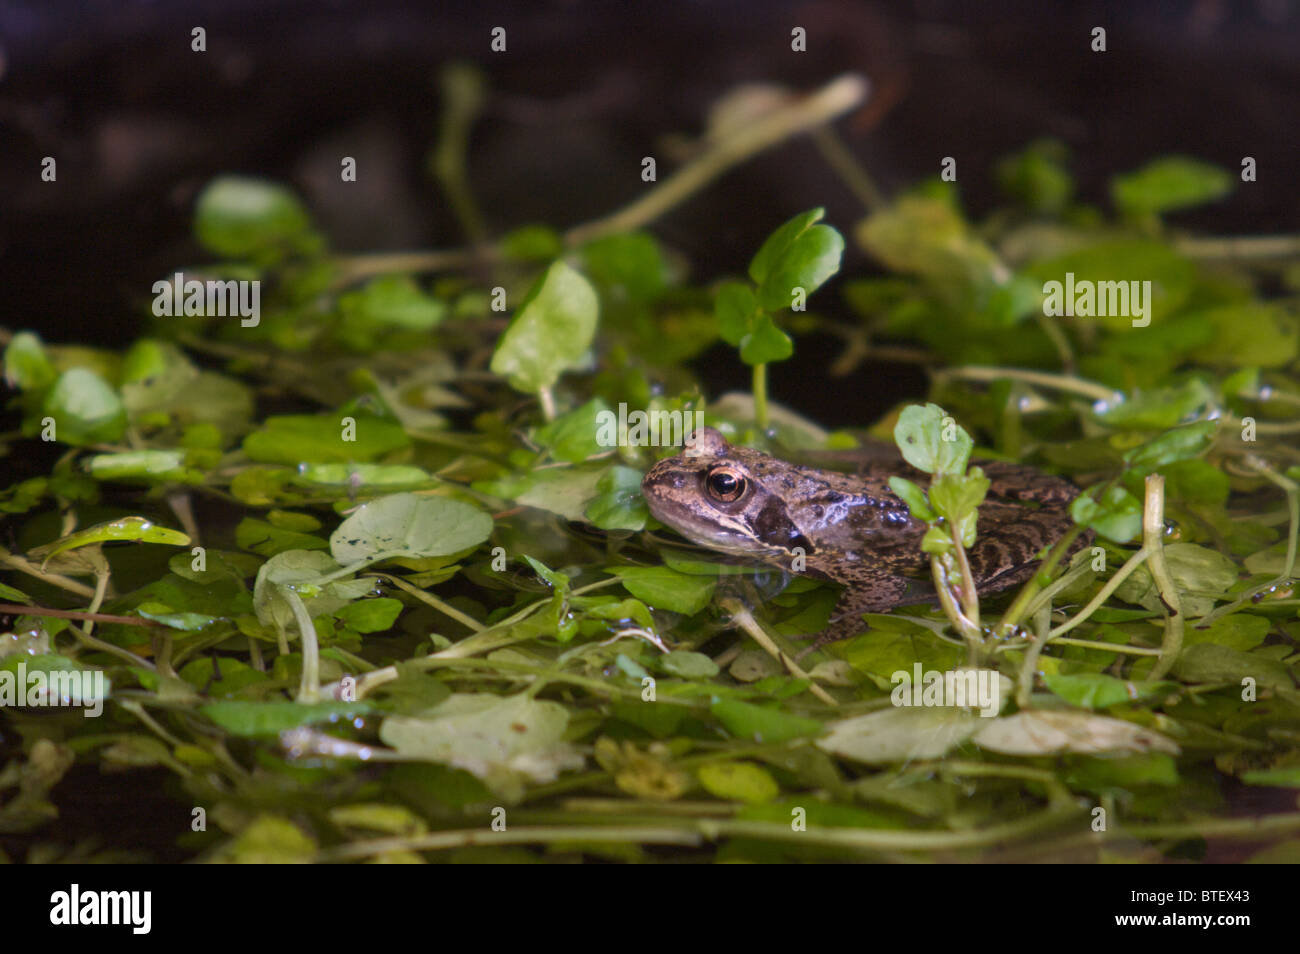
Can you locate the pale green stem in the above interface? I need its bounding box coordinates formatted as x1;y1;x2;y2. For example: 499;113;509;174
369;572;486;632
1142;475;1184;680
564;74;868;246
430;64;488;244
936;366;1122;405
752;363;769;431
720;597;837;707
1049;637;1161;656
284;587;321;703
1047;547;1151;640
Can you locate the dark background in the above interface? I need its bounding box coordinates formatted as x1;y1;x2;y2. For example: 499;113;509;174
1;0;1298;424
0;0;1297;863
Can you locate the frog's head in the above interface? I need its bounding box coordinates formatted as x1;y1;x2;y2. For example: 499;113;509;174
640;427;814;560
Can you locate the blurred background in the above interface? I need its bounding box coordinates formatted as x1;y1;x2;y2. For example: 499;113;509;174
1;0;1298;423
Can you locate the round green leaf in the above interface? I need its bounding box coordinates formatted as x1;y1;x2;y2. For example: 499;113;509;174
195;176;314;259
330;493;493;564
490;260;599;394
43;368;127;446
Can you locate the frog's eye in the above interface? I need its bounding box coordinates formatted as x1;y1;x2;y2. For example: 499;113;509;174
706;467;746;502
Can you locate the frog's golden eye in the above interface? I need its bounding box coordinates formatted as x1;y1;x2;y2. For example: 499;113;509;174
706;467;746;502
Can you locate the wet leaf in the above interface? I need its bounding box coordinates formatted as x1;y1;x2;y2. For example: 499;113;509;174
696;761;779;804
973;710;1179;756
330;493;493;564
490;260;599;394
818;707;980;764
380;693;584;801
612;566;717;616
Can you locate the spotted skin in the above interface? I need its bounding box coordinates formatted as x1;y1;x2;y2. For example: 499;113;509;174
641;427;1089;648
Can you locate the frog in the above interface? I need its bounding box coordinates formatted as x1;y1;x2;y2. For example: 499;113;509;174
640;426;1088;649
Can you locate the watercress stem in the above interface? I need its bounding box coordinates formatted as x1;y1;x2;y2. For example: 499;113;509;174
1142;475;1184;681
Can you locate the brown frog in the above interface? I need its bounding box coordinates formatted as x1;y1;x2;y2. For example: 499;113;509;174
640;427;1087;648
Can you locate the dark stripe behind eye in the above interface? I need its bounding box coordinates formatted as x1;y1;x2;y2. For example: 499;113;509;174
754;498;815;553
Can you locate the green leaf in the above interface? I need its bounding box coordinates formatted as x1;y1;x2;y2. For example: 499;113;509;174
379;693;584;801
136;603;221;631
1241;768;1300;788
1095;379;1213;430
42;369;127;446
1115;543;1239;617
335;597;404;634
236;517;328;556
973;710;1179;756
1184;303;1299;368
200;700;370;736
1185;613;1269;651
194;176;315;259
887;476;935;521
214;815;317;863
843;624;962;681
1071;485;1143;543
86;450;198;483
1111;156;1233;217
818;707;979;764
580;597;655;632
748;208;844;312
928;471;991;526
856;195;1002;287
1024;239;1194;332
1123;421;1216;470
583;465;648;531
1043;673;1178;709
533;398;612;463
580;232;668;301
1173;643;1293;690
1066;753;1179;790
995;139;1073;214
32;516;190;565
338;275;446;334
179;657;267;696
613;565;717;616
252;550;355;628
295;463;432;487
4;331;56;391
0;654;110;708
738;312;794;365
242;414;411;465
893;403;973;476
715;281;758;346
477;466;605;522
0;581;32;603
501;224;564;263
695;761;779;804
0;477;48;515
658;651;719;679
711;697;824;743
490;260;599;394
328;802;427;835
1162;459;1229;507
522;555;571;594
748;208;825;285
330;493;493;564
